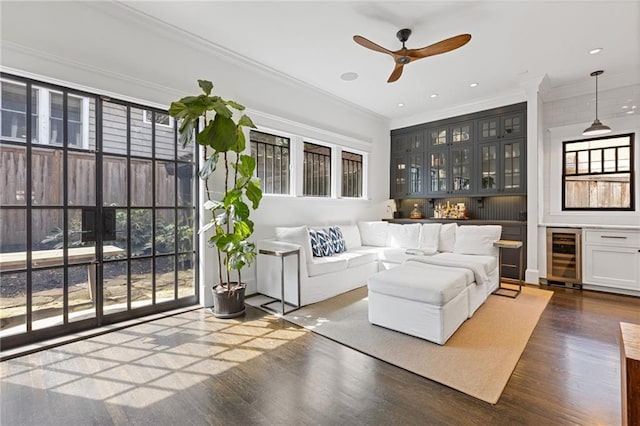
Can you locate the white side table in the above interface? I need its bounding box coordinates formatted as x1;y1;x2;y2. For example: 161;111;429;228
493;239;524;298
258;242;301;315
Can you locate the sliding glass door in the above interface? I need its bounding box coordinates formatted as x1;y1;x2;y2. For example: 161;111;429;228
0;74;198;350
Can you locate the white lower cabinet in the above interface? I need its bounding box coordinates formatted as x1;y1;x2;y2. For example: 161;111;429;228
583;229;640;292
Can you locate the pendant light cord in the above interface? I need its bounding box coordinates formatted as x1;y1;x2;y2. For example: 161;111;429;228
595;73;599;120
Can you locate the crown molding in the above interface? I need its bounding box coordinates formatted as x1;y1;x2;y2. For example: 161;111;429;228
0;43;184;110
107;1;387;123
390;89;526;130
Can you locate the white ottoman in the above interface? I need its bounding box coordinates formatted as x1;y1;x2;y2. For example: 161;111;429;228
367;263;469;345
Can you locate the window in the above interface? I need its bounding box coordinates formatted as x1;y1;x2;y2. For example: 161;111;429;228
563;134;634;210
304;142;331;197
250;130;290;195
143;110;173;127
0;80;38;142
0;79;89;148
342;151;362;198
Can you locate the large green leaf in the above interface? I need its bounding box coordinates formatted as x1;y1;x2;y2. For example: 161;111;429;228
198;153;218;179
178;119;196;147
210;115;237;152
236;155;255;178
196;120;216;147
245;180;263;209
223;189;242;206
198;80;213;96
168;101;188;120
232;201;250;221
238;114;256;129
232;128;246;153
213;103;233;119
226;100;245;111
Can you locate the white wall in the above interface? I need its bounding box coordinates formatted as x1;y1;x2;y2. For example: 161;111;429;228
0;1;390;305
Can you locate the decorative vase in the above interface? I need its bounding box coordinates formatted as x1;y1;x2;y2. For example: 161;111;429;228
410;203;422;219
211;282;246;318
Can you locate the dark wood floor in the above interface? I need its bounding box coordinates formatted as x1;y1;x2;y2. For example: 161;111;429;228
1;286;639;425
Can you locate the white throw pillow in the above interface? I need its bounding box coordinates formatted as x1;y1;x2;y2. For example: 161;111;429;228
339;224;362;249
386;223;421;248
357;221;389;247
453;225;502;256
419;223;442;251
275;226;313;262
438;223;458;253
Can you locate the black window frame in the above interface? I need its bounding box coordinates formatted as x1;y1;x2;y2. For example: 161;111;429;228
249;129;291;195
303;142;331;197
562;133;635;211
341;150;363;198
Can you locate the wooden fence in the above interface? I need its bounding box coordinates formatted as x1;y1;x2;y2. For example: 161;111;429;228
1;145;193;251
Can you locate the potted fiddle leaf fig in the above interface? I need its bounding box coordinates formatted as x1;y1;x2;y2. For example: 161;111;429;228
168;80;262;318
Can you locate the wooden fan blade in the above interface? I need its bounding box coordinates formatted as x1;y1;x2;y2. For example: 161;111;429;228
406;34;471;60
353;35;393;55
387;63;404;83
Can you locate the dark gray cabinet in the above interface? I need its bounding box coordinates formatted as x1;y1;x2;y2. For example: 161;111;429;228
425;121;474;197
477;111;525;142
477;138;525;195
390;102;526;199
391;131;425;198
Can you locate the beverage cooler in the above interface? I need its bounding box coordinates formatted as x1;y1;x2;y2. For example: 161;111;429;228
546;227;582;288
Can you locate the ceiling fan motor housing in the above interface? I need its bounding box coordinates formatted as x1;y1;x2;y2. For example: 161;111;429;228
396;28;412;43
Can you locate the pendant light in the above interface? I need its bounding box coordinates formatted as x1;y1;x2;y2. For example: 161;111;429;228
582;70;612;136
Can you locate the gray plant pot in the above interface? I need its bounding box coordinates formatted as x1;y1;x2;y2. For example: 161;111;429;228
211;282;246;319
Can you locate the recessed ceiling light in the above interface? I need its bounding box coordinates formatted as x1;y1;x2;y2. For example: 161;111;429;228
469;82;479;88
622;105;629;109
340;72;359;81
589;48;603;55
430;93;438;98
397;103;405;107
627;110;635;114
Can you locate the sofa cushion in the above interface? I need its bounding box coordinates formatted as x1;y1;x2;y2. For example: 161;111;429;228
316;229;335;256
358;221;389;247
328;226;346;253
368;264;467;305
339;224;362;249
453;225;502;257
275;226;313;263
419;223;442;251
333;250;378;269
386;223;421;248
435;252;498;274
307;256;348;277
438;223;458;253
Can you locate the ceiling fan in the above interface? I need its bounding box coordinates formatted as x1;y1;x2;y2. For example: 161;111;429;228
353;29;471;83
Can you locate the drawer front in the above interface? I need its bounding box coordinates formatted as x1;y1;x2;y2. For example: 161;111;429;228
584;229;640;247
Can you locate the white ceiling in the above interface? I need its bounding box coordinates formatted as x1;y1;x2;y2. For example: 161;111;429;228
119;1;640;121
2;1;639;124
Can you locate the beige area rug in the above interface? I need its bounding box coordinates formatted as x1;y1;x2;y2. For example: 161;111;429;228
262;285;552;404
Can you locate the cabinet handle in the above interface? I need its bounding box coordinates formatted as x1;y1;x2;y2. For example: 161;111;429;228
600;235;627;239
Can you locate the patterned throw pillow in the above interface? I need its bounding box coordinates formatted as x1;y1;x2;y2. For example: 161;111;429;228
309;229;323;257
328;226;346;253
316;229;335;256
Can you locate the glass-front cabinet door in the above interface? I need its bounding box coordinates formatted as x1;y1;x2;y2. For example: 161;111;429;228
450;145;473;194
477;139;525;194
391;154;408;197
427;126;448;147
501;139;524;193
477;117;499;142
407;153;424;195
427;149;447;196
478;142;499;193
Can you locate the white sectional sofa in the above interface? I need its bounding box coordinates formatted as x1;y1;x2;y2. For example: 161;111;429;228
256;221;502;311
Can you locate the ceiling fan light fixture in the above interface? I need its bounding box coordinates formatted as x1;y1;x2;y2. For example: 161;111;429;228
582;70;612;136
